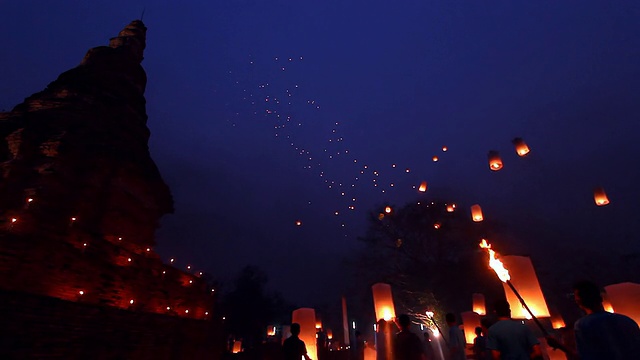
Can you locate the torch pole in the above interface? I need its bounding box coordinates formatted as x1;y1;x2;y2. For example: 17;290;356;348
505;280;549;336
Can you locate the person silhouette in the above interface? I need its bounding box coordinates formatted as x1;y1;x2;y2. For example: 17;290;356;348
486;300;541;360
546;280;640;360
394;314;423;360
282;323;311;360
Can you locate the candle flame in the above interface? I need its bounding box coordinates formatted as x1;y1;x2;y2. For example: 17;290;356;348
479;239;510;282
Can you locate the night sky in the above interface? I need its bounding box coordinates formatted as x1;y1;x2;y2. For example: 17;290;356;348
2;1;639;306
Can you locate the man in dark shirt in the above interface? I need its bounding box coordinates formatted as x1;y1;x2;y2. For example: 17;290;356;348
282;323;311;360
394;314;424;360
487;300;541;360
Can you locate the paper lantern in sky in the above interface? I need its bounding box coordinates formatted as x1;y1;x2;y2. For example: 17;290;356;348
461;311;482;344
292;308;318;360
500;255;550;319
604;282;640;324
267;325;276;336
232;340;242;353
418;181;427;192
372;283;396;321
550;308;566;329
471;204;484;222
593;187;610;206
472;293;486;315
512;137;530;157
326;328;333;340
488;151;503;171
446;203;456;213
385;206;392;214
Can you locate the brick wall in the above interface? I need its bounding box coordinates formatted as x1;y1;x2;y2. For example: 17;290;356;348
0;289;223;359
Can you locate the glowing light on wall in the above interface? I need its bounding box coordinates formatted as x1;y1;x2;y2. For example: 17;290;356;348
604;282;640;324
372;283;396;321
593;187;610;206
500;255;550;319
461;311;482;344
471;204;483;222
472;293;486;315
292;308;318;360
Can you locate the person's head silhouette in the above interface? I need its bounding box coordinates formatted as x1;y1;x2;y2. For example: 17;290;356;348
573;280;603;313
397;314;411;330
494;299;511;318
291;323;301;337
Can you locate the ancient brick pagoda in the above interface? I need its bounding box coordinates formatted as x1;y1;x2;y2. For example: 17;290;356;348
0;20;212;317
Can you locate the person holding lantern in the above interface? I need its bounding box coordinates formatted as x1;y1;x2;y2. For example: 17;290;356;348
546;280;640;360
486;300;541;360
282;323;312;360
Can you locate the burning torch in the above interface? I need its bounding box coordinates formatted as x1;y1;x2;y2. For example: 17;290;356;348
478;239;549;336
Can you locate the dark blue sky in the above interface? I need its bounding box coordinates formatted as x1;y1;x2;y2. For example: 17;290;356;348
2;1;639;305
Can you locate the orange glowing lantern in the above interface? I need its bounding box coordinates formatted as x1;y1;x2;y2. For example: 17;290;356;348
471;204;483;222
432;156;439;162
461;311;482;344
292;308;318;360
372;283;396;321
500;255;551;319
602;292;614;313
446;203;456;213
232;340;242;353
418;181;427;192
316;317;323;330
267;325;277;336
593;187;610;206
488;151;503;171
512;138;530;157
433;222;441;229
384;206;392;214
326;328;333;340
550;308;566;329
295;220;302;226
442;146;448;152
472;293;486;315
604;282;640;324
364;347;376;360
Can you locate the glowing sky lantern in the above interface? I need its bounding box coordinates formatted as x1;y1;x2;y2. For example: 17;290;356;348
418;181;427;192
384;206;392;214
593;187;610;206
499;255;551;319
602;292;614;313
432;156;439;162
442;146;448;152
461;311;482;344
471;204;483;222
295;220;302;226
488;151;503;171
472;293;486;315
550;308;566;329
326;328;333;340
232;340;242;353
267;325;276;336
446;203;456;213
372;283;396;321
292;308;318;360
604;282;640;324
512;137;530;157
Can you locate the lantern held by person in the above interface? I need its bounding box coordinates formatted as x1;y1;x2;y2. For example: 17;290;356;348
461;311;482;344
593;187;610;206
292;308;318;360
500;255;550;319
488;151;503;171
372;283;396;321
512;138;530;157
604;282;640;324
472;293;486;315
471;204;483;222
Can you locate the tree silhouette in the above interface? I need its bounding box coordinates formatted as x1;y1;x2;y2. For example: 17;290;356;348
355;199;504;322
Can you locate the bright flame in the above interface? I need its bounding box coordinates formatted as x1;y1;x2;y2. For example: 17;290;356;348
385;206;392;214
382;308;393;321
479;239;510;282
432;327;440;337
425;311;434;318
